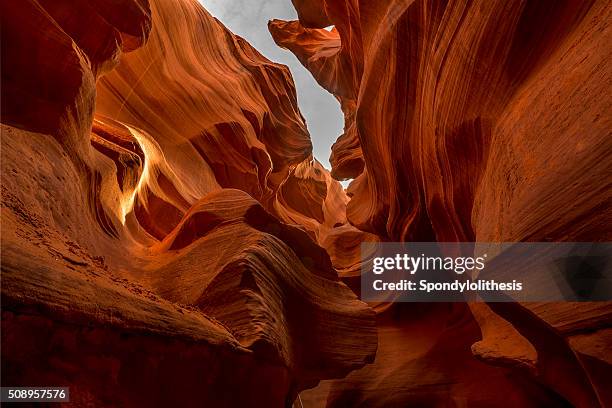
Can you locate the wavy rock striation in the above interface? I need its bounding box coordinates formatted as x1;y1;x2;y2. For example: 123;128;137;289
1;0;376;406
271;0;612;406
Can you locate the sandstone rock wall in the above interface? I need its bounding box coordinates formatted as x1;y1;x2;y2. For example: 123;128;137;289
1;0;376;406
271;0;612;406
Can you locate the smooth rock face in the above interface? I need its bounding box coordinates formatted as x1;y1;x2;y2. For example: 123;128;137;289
1;0;376;406
2;0;610;407
271;0;611;407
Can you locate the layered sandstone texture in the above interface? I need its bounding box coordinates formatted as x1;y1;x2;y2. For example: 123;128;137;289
271;0;612;406
2;0;611;407
1;0;376;406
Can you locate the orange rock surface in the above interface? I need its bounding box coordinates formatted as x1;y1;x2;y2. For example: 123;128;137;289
271;0;612;406
1;0;376;406
1;0;611;406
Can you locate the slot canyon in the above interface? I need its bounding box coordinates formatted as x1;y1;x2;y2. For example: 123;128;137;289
1;0;611;407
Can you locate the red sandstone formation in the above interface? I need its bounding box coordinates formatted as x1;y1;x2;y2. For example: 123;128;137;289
271;0;612;406
2;0;611;406
1;0;376;406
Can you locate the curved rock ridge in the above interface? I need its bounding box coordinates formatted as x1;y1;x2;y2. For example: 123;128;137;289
1;0;377;405
0;0;151;139
272;0;612;407
274;159;345;239
95;0;314;237
272;158;380;288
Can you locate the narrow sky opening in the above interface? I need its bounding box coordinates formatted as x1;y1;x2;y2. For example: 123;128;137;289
199;0;344;171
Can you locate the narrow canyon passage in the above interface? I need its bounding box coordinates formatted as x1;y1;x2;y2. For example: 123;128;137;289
1;0;611;407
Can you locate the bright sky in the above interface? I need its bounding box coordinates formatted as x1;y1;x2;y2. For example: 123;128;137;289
199;0;344;170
